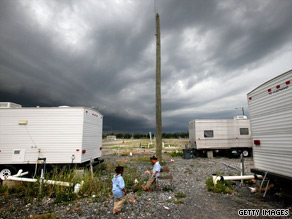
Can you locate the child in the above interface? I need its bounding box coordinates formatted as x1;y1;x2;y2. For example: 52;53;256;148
142;156;161;192
112;166;126;215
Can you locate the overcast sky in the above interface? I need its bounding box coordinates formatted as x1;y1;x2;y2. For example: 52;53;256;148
0;0;291;133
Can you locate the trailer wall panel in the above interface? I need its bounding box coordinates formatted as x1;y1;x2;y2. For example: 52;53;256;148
81;109;103;163
0;107;102;165
247;70;292;179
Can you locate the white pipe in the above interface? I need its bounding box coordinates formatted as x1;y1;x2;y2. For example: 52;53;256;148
43;180;73;187
13;169;29;177
7;176;73;187
7;176;37;182
213;174;263;185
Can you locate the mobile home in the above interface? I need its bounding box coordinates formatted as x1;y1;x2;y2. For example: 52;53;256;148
247;69;292;182
189;116;252;157
0;102;103;180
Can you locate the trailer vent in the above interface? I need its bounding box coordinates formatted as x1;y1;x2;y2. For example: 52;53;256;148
0;102;22;108
234;116;247;120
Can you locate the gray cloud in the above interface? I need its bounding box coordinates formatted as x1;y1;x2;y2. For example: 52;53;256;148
0;0;291;132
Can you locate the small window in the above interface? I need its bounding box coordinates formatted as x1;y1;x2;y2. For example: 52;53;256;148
240;128;249;135
204;130;214;138
14;150;20;155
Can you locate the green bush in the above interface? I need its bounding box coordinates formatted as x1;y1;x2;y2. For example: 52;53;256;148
205;178;234;194
54;189;78;204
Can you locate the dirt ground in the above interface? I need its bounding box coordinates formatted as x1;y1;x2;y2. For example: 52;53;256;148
1;153;291;219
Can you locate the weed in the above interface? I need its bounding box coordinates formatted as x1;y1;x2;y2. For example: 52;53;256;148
162;187;173;192
205;178;234;194
136;190;143;196
174;192;186;198
95;163;108;172
0;155;159;205
9;206;15;213
0;185;8;197
54;189;77;204
173;199;184;204
168;151;183;157
76;208;83;216
216;171;223;176
29;212;58;219
132;156;151;163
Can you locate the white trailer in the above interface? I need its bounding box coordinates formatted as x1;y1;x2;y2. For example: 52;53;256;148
247;69;292;182
0;102;103;180
189;116;252;157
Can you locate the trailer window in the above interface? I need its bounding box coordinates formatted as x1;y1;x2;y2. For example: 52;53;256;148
204;130;214;138
240;128;249;135
14;150;20;154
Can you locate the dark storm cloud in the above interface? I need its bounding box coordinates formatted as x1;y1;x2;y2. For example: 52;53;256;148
0;0;291;132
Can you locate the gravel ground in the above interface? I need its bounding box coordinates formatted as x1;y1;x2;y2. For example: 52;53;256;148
1;155;291;219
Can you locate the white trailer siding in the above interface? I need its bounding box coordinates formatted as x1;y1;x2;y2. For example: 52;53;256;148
189;118;252;150
0;107;102;165
81;109;103;163
247;69;292;179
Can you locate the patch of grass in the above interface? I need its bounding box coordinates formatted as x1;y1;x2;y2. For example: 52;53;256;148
173;199;184;204
29;212;58;219
136;190;143;196
0;184;9;197
54;189;78;204
174;192;186;198
76;208;83;216
132;156;151;163
205;178;234;194
168;151;183;157
162;187;174;192
0;157;153;205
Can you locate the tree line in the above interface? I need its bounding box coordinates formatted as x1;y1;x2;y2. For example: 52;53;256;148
103;132;189;139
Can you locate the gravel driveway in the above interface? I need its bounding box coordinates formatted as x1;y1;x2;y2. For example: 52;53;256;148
1;155;291;219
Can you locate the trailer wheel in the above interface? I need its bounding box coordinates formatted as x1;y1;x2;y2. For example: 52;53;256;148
242;150;249;157
0;165;17;180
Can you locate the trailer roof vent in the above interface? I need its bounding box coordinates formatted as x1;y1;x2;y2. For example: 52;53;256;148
0;102;22;108
234;115;247;120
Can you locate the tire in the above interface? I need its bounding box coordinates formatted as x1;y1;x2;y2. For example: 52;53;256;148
242;150;249;157
0;165;17;180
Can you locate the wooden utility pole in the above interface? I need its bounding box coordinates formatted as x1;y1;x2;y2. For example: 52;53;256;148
155;12;162;162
